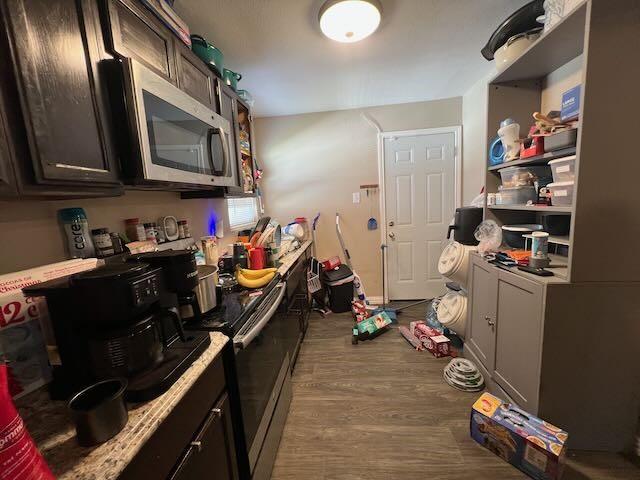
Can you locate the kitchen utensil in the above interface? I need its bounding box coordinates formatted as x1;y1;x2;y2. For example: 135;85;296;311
193;265;218;315
68;378;128;446
494;28;542;71
190;34;224;75
518;265;554;276
498;119;521;161
223;68;242;91
502;224;544;249
447;207;483;245
481;0;545;60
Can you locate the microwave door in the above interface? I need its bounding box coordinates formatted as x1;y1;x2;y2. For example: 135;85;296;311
126;60;234;187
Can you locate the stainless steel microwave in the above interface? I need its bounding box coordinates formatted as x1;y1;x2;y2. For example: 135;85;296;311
119;59;234;187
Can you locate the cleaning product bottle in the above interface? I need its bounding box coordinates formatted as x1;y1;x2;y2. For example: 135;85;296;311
0;362;56;480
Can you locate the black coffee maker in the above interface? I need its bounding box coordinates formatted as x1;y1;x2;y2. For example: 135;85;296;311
128;250;203;323
24;261;210;401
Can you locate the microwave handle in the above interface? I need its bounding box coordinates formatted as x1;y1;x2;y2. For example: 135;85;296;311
208;127;230;177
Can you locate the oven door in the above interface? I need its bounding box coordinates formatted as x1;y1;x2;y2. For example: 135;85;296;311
124;59;234;187
233;282;296;472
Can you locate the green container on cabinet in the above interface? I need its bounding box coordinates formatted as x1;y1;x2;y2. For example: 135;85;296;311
190;34;223;76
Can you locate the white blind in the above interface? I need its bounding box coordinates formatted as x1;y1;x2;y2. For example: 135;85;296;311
227;197;258;231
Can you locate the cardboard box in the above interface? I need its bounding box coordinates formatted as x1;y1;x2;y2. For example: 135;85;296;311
356;311;392;335
0;259;99;398
561;85;581;122
426;334;450;358
471;393;568;480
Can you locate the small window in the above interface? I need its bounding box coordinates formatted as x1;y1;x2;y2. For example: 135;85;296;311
227;197;258;231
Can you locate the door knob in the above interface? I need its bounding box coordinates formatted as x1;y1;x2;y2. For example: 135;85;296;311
388;232;396;240
388;221;395;227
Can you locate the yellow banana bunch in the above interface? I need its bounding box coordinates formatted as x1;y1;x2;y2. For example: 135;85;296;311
236;267;277;289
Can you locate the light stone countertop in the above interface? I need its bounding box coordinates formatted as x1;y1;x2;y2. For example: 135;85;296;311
16;332;228;480
277;240;312;276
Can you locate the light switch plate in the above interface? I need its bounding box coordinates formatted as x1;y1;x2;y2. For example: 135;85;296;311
352;192;361;204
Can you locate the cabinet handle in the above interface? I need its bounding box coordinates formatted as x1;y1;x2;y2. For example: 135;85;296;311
190;440;202;452
485;316;495;327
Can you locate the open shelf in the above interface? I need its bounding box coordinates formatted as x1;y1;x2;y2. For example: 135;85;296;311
488;147;576;172
491;2;587;83
489;204;572;214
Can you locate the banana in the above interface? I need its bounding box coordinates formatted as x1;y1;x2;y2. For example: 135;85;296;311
236;270;276;289
238;267;277;279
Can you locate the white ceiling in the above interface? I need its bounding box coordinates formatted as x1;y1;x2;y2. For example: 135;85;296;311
175;0;528;117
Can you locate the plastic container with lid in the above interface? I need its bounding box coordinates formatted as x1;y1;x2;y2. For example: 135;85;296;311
438;242;476;288
548;155;576;183
125;218;146;242
436;291;467;336
548;181;575;206
496;185;537;205
499;166;551;188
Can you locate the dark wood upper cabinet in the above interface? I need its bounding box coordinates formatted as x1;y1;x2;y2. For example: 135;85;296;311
1;0;121;188
105;0;177;82
174;42;217;110
216;80;242;192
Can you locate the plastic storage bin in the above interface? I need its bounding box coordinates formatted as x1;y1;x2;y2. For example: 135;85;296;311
548;155;576;183
499;166;552;187
548;181;575;206
496;186;537;205
322;264;354;313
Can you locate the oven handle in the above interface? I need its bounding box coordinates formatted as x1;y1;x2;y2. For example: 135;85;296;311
234;283;286;349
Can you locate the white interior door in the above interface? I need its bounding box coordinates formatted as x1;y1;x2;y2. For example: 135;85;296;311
384;131;457;300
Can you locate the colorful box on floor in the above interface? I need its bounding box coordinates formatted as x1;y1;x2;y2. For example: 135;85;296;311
470;393;568;480
356;311;392;335
425;334;450;358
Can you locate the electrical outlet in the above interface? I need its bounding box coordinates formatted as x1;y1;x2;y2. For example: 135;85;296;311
352;192;361;204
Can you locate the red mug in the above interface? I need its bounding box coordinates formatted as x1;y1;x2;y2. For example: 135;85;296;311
249;247;266;270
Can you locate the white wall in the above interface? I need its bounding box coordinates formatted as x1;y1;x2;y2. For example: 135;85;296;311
255;98;462;297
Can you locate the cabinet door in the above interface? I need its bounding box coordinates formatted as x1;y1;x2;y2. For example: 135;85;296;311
2;0;121;186
494;270;544;412
0;107;16;195
216;80;241;190
467;257;498;371
106;0;177;82
175;42;216;109
169;392;239;480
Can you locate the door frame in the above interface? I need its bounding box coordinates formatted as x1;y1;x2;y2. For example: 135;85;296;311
377;126;462;302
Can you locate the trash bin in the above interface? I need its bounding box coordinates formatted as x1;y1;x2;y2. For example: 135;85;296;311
322;264;354;313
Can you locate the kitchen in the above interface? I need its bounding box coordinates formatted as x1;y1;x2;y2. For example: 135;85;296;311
0;1;639;480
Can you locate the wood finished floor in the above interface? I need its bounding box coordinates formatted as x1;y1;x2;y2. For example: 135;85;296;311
271;306;640;480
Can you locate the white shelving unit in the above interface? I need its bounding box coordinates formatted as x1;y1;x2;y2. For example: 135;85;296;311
465;0;640;453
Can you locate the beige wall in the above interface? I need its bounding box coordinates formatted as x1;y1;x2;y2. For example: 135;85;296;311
255;98;462;297
462;74;492;204
0;191;238;274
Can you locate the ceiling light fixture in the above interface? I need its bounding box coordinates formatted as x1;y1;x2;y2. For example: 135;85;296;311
319;0;382;43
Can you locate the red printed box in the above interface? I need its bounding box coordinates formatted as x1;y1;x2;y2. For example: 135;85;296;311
426;334;451;358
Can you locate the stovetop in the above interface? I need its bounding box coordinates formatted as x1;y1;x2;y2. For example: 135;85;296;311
185;274;281;337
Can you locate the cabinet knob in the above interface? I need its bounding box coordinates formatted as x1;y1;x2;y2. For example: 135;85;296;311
485;316;495;327
190;440;202;452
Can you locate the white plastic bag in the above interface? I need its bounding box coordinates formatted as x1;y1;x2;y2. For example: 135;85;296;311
474;220;502;254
